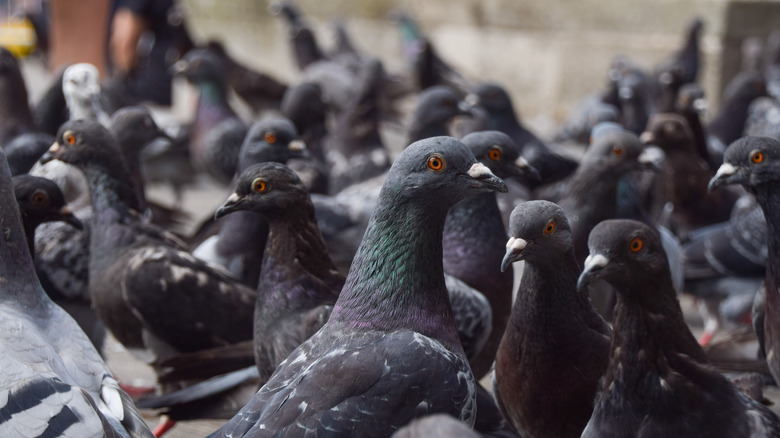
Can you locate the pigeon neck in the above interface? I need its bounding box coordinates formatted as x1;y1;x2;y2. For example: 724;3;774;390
82;159;142;221
756;182;780;280
115;136;148;211
0;167;45;306
197;81;229;106
19;211;40;257
512;248;586;330
443;192;511;295
331;187;462;350
259;204;341;311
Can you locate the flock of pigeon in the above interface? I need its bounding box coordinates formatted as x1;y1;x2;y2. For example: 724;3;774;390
2;2;780;437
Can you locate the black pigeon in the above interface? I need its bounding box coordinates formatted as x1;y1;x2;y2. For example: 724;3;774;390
215;162;344;383
444;130;537;378
495;200;611;438
326;58;392;194
173;48;248;184
675;82;712;166
709;136;780;384
13;175;82;258
652;17;703;112
390;414;481;438
32;66;68;137
40;119;256;362
192;118;308;288
5;132;56;176
270;1;326;71
208;136;507;437
464;83;578;187
0;148;154;438
640;113;739;237
281;81;330;194
407;85;472;143
706;71;767;168
0;47;35;147
577;219;780;437
205;40;289;114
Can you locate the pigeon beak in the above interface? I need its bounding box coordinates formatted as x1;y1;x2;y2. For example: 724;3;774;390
501;237;528;272
638;146;665;173
577;253;609;292
56;206;84;230
465;162;508;193
169;59;189;76
693;97;708;113
464;93;479;108
215;193;244;219
508;156;541;182
639;131;655;146
457;100;475;116
708;162;741;192
39;142;63;164
288;139;309;158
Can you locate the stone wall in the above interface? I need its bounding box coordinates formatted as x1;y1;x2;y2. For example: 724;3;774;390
180;0;780;129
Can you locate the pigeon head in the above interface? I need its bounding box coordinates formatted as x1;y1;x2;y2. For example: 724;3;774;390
414;86;471;125
640;113;697;154
721;70;767;105
501;200;572;272
216;162;309;220
281;82;326;130
386;136;507;205
708;136;780;192
13;175;82;231
5;133;55;176
577;219;670;295
171;49;227;85
467;83;514;116
676;83;706;114
110;106;170;156
461;130;540;182
582;126;663;174
236;118;308;173
0;47;18;74
62;63;101;110
40;119;122;170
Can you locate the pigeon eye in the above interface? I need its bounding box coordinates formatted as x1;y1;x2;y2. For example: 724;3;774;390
32;190;48;205
63;131;77;145
427;154;446;172
630;237;643;252
252;178;268;192
264;132;276;144
442;99;455;108
613;146;624;156
544;221;555;234
488;147;502;161
751;150;765;164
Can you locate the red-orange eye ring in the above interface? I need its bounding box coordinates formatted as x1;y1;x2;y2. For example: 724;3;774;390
751;150;764;164
630;237;643;252
488;147;502;161
32;190;48;204
544;221;555;234
613;146;623;156
64;131;76;145
427;154;446;172
252;178;267;192
264;132;276;144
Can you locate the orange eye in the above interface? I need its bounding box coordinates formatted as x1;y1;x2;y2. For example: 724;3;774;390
64;131;76;145
427;154;446;172
630;237;643;252
488;147;502;161
613;146;623;156
251;178;267;192
32;190;48;204
264;132;276;144
544;221;555;234
751;150;764;164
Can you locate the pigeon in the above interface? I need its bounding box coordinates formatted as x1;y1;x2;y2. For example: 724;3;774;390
13;175;82;259
191;118;308;288
173;48;248;184
706;71;767;168
40;119;256;363
577;219;780;437
640;113;739;237
494;200;611;438
443;130;538;378
708;136;780;384
214;162;344;383
5;132;57;176
61;63;111;127
0;147;154;438
0;47;35;148
652;17;703;112
208;136;507;437
675;83;712;167
463;83;578;188
407;85;472;143
390;414;481;438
